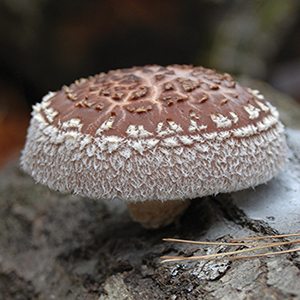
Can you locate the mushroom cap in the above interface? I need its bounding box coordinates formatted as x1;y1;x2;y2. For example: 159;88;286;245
21;65;287;203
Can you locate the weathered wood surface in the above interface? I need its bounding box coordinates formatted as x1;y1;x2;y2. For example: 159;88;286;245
0;83;300;299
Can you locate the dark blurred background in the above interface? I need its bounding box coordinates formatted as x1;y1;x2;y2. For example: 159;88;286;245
1;0;300;168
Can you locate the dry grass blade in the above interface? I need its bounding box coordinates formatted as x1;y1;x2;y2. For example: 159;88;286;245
163;238;275;246
161;247;300;263
161;234;300;264
162;241;299;261
230;233;300;242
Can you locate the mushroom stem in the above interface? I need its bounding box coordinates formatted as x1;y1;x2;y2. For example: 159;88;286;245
127;199;191;229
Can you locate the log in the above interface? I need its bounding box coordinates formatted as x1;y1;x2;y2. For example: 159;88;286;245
0;81;300;299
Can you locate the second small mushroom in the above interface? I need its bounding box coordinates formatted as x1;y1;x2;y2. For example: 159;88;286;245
21;65;287;228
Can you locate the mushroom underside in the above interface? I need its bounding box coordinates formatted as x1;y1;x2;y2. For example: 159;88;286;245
21;117;286;200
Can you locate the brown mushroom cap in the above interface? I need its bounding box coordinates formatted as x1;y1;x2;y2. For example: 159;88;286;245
21;65;287;227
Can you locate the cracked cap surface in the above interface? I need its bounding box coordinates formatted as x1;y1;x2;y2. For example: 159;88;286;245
42;64;276;137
